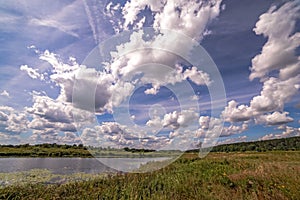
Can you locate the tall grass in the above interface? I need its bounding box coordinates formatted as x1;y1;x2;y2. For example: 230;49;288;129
1;151;299;200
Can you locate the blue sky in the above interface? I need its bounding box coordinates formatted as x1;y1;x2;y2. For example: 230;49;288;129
0;0;299;150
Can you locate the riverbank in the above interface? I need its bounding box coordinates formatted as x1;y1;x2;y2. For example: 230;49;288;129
1;151;299;199
0;169;108;187
0;144;180;158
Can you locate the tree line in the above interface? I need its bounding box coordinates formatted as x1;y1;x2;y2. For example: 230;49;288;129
210;136;300;152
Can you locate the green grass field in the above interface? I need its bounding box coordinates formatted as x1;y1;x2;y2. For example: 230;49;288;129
0;144;179;158
1;151;299;200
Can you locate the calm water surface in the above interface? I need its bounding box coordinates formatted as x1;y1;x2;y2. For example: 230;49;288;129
0;157;171;174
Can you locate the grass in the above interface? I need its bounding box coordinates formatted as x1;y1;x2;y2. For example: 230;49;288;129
0;169;107;187
0;151;299;199
0;145;180;158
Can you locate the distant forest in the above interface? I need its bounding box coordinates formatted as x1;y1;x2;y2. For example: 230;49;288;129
209;136;300;152
0;136;299;157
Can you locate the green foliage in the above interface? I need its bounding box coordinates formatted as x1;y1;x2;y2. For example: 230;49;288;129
123;147;155;153
0;151;300;199
0;143;92;157
210;136;300;153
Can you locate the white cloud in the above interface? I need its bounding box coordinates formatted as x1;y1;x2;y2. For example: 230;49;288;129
183;66;212;85
24;90;95;144
146;115;163;129
6;113;28;133
81;122;171;149
134;16;146;30
250;76;300;113
196;116;222;140
27;95;74;124
198;116;221;130
100;0;223;103
0;106;28;135
259;133;277;141
222;74;299;125
197;115;247;138
153;0;222;40
122;0;163;29
0;111;8;122
37;50;119;113
0;132;21;145
250;1;300;81
120;0;223;40
30;18;79;38
221;123;248;137
0;90;10;97
28;0;89;39
222;100;253;123
106;30;212;98
259;126;300;141
108;81;135;109
255;111;293;126
217;135;247;145
190;95;200;101
222;2;300;131
60;132;81;144
144;85;160;95
20;65;44;80
146;109;198;130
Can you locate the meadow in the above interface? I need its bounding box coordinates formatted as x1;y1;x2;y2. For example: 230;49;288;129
1;151;299;200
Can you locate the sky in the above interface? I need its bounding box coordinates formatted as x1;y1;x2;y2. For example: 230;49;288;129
0;0;299;150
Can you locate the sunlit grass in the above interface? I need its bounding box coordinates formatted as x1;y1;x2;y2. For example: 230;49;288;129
1;151;299;199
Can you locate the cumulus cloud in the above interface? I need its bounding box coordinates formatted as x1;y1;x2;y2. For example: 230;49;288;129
144;85;160;95
106;30;212;98
222;100;253;123
221;123;248;137
183;66;212;85
101;0;222;99
121;0;223;40
16;48;136;144
250;76;300;113
153;0;222;40
29;129;81;145
197;115;248;138
0;132;21;145
222;75;298;126
10;1;300;147
2;0;225;147
146;109;198;130
255;111;293;126
20;65;44;80
196;116;222;139
35;50;129;113
27;95;74;124
27;92;94;128
81;122;171;149
221;2;300;131
259;126;300;141
121;0;162;29
0;106;28;135
250;1;300;81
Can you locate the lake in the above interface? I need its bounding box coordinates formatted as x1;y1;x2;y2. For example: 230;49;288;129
0;157;172;174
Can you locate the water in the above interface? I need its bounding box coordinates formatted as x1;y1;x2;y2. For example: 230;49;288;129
98;157;172;172
0;158;112;174
0;157;172;174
